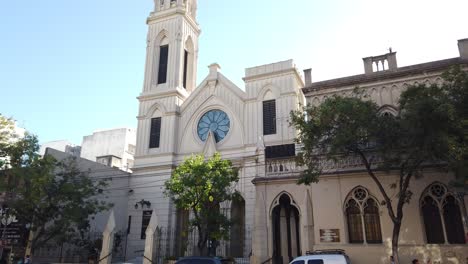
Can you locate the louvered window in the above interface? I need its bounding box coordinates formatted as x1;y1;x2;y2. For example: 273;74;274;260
157;45;169;84
149;117;161;148
265;144;295;159
183;50;188;89
263;100;276;135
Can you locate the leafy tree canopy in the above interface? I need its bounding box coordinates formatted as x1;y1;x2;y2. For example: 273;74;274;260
0;114;111;253
165;153;239;256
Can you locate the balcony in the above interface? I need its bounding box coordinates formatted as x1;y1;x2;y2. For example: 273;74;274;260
264;154;383;177
265;157;303;177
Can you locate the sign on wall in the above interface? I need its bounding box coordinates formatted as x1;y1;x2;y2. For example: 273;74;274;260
319;229;340;243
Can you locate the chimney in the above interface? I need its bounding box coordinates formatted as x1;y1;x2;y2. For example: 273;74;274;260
387;52;398;70
303;69;312;86
362;57;373;74
458;38;468;60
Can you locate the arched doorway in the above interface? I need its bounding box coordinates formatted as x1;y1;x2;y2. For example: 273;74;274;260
174;208;189;257
272;193;301;264
230;194;245;257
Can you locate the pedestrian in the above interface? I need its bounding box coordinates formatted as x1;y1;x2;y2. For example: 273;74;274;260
15;257;23;264
390;256;394;264
24;255;30;264
412;259;431;264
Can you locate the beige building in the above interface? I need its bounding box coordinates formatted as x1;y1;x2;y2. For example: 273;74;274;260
125;1;468;264
251;40;468;264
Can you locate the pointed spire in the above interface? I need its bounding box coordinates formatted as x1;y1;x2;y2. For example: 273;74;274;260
143;211;159;264
203;131;217;157
302;190;315;251
99;210;116;264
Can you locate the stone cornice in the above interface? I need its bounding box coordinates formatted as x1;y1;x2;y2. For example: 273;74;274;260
147;9;201;34
243;68;303;85
137;88;188;102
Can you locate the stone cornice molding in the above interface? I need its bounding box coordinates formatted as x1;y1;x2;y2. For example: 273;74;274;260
147;9;201;35
138;88;188;102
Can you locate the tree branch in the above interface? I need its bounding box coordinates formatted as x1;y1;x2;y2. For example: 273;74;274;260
356;150;397;222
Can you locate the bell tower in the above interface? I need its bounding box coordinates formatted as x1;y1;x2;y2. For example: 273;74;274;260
134;0;200;159
142;0;200;95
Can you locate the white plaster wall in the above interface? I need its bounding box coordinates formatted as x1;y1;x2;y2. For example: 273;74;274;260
80;128;136;171
46;148;130;235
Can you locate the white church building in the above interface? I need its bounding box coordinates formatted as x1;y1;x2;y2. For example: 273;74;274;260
123;1;468;264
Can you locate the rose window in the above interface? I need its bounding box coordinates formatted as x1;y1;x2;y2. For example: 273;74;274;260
197;110;230;143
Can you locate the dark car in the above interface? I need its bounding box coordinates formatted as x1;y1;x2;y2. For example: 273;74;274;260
176;257;223;264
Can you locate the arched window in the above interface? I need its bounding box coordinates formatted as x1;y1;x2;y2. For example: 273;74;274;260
443;196;465;244
153;33;170;85
421;196;444;243
346;199;363;243
344;186;382;244
420;182;466;244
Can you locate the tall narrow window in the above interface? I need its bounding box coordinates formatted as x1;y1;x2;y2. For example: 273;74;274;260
422;196;444;244
149;117;162;148
157;45;169;84
263;100;276;135
346;199;364;243
363;199;382;243
344;186;382;244
421;182;466;244
443;196;465;244
141;210;152;239
183;50;188;89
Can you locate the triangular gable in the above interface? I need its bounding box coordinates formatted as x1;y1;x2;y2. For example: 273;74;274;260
180;70;246;114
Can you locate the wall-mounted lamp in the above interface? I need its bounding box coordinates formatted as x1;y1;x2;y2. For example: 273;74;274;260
134;199;151;209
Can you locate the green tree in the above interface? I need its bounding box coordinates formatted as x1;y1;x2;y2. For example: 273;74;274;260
290;69;466;264
165;153;239;256
0;115;111;254
442;66;468;190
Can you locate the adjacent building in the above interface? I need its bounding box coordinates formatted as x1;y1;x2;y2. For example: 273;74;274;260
33;148;131;263
80;128;136;172
39;140;81;157
123;1;468;264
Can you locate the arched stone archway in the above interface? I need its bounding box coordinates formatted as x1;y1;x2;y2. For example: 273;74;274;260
272;193;301;264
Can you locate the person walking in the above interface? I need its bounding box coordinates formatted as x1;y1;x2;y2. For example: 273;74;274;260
24;255;30;264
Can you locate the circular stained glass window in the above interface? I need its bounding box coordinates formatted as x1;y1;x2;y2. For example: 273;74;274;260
197;110;230;143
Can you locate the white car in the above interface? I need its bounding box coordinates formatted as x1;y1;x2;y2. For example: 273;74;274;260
289;250;351;264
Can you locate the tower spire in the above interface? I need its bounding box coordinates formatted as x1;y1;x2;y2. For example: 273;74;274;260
152;0;197;20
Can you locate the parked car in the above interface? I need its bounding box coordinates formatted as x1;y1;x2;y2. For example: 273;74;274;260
176;257;223;264
290;249;351;264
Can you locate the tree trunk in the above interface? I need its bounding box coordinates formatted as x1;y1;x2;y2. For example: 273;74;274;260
197;230;208;256
391;221;402;264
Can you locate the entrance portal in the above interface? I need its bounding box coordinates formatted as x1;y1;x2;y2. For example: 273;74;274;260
272;194;300;264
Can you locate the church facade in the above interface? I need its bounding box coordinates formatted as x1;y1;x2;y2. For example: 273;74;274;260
125;1;468;264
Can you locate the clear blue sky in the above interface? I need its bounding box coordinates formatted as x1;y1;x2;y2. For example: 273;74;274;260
1;0;467;145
